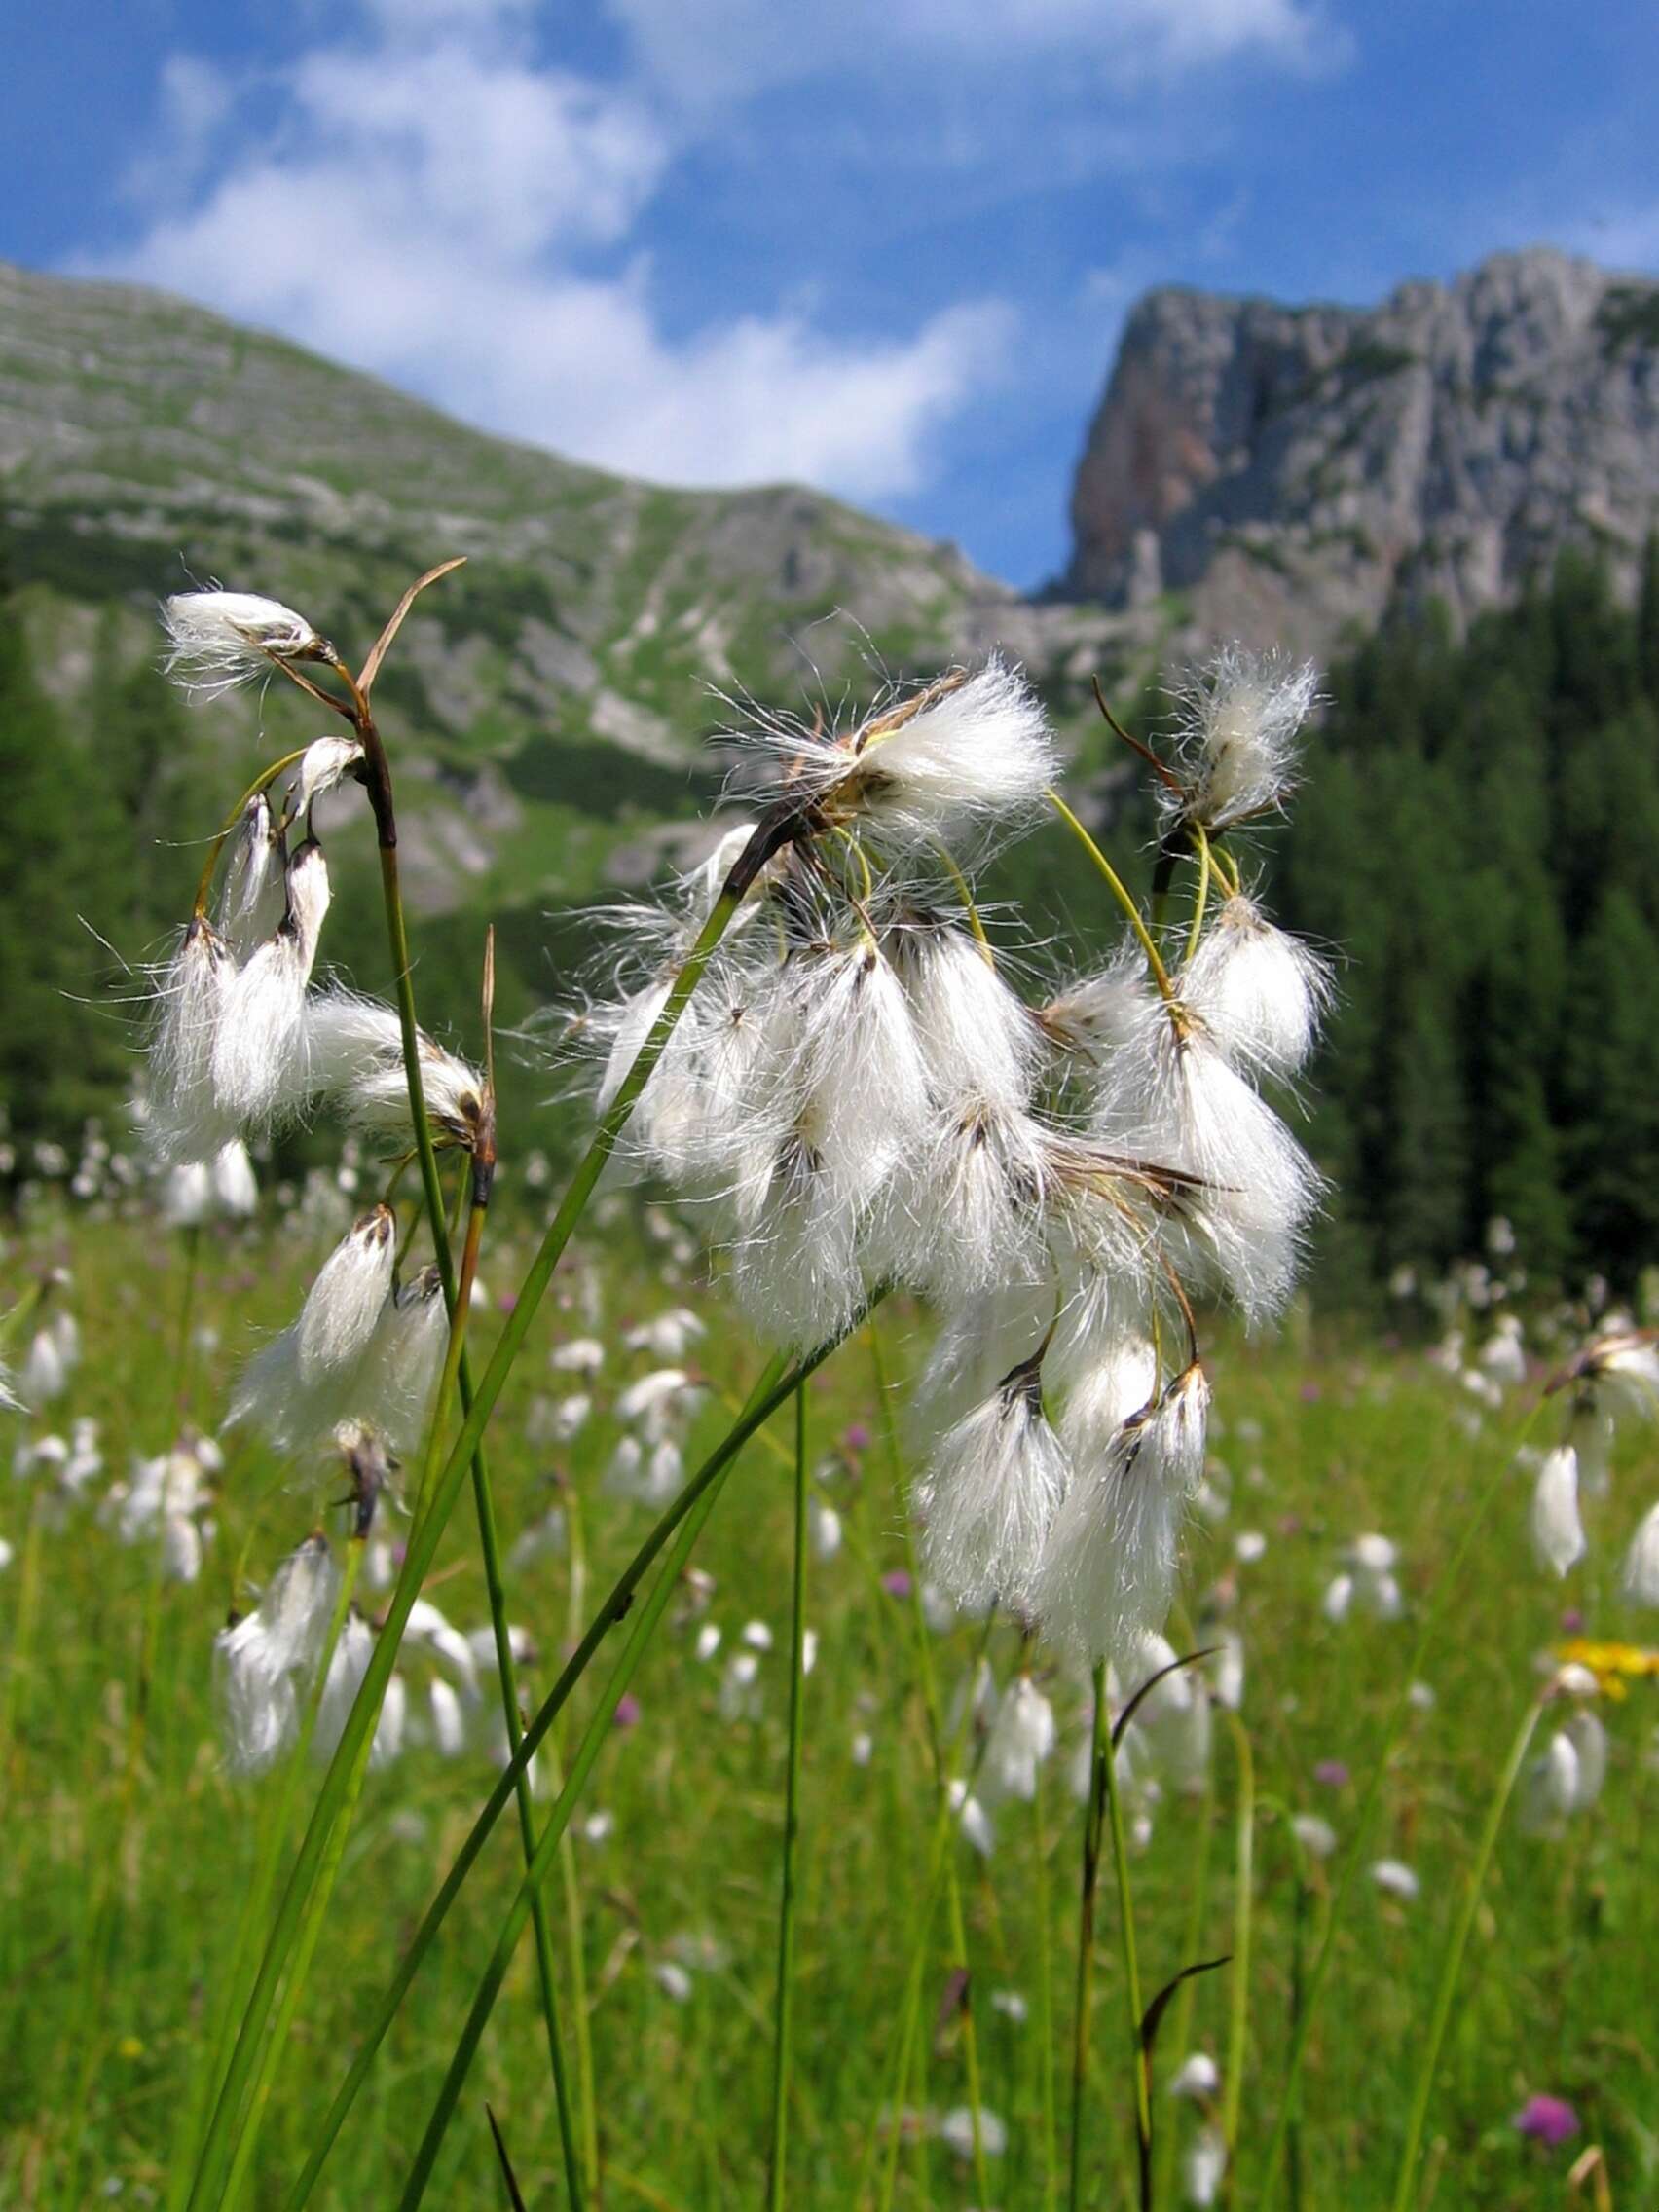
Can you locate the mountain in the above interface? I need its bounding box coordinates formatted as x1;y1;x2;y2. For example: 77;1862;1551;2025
1065;246;1659;657
0;259;1138;925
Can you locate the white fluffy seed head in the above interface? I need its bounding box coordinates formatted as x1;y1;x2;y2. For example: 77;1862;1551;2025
211;842;331;1129
1178;897;1333;1080
302;990;486;1151
212;1139;259;1217
147;919;240;1166
743;657;1058;852
914;1355;1072;1614
1530;1445;1585;1578
357;1266;449;1456
293;1206;396;1384
881;1098;1051;1305
1091;1010;1323;1326
981;1675;1058;1803
793;940;933;1198
1621;1500;1659;1605
728;1135;866;1351
1521;1728;1585;1835
219;794;285;958
214;1612;299;1777
288;736;364;818
162;591;328;698
1163;647;1318;832
889;916;1041;1119
1030;1362;1210;1662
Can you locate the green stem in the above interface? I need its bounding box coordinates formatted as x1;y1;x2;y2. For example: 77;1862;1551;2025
1219;1714;1254;2200
1034;1764;1059;2212
1152;1772;1217;2212
173;1221;203;1422
1102;1681;1153;2211
1184;827;1213;968
871;1317;991;2209
1388;1694;1546;2212
393;1355;825;2212
277;1346;817;2212
1046;789;1175;1002
866;1614;1000;2212
1068;1667;1109;2212
217;1544;366;2211
767;1384;810;2210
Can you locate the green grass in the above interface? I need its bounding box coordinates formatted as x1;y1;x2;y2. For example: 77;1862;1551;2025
2;1207;1656;2208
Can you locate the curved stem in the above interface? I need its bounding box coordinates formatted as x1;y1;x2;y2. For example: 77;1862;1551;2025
190;747;313;917
217;1544;366;2211
1388;1693;1546;2212
1152;1769;1217;2212
1045;790;1175;1003
394;1353;836;2210
767;1385;810;2209
194;839;760;2212
1068;1669;1109;2211
1184;826;1214;967
868;1316;991;2208
1102;1680;1153;2209
276;1346;824;2211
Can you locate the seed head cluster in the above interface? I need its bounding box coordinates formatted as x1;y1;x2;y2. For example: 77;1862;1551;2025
580;647;1330;1662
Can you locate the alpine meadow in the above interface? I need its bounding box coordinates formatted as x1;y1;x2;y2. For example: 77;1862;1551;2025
3;220;1659;2212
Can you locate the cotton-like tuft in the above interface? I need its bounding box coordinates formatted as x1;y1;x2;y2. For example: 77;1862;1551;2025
913;1351;1072;1613
1030;1363;1210;1661
162;590;328;698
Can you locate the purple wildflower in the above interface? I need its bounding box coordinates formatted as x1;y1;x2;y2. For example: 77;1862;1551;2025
1513;2094;1578;2148
1313;1759;1349;1788
613;1693;642;1730
881;1569;913;1600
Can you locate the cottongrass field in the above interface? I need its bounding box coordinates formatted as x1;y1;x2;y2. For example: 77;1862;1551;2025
2;1198;1654;2210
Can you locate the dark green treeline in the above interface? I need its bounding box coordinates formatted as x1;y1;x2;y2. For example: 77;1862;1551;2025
3;551;1657;1296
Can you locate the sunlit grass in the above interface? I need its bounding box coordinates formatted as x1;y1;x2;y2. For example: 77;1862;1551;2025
1;1206;1654;2207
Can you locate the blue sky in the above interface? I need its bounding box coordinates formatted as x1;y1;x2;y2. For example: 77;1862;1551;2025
8;0;1659;587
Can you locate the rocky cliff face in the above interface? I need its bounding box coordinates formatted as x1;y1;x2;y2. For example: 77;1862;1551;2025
1066;247;1659;655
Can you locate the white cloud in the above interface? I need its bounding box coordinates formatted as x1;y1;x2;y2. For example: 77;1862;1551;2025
88;11;1011;503
608;0;1339;107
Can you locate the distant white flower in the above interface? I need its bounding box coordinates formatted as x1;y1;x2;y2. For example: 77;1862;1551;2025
550;1338;606;1375
1622;1501;1659;1605
1530;1446;1585;1578
1168;2051;1220;2100
1478;1317;1529;1386
810;1501;842;1560
947;1777;996;1858
1183;2120;1228;2206
427;1678;469;1758
694;1623;721;1662
991;1989;1028;2023
1371;1858;1419;1901
623;1309;706;1361
936;2104;1007;2158
1235;1530;1267;1565
653;1960;694;2003
1291;1813;1337;1860
981;1675;1058;1803
741;1619;774;1652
